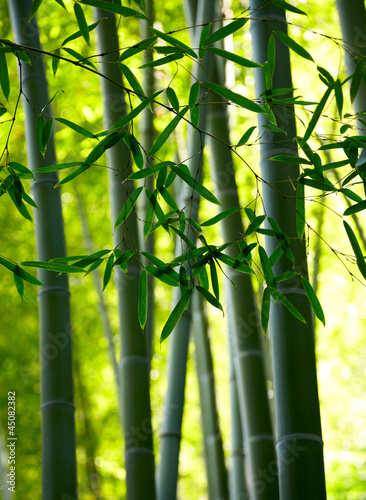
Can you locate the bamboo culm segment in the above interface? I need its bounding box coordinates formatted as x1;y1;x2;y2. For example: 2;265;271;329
7;1;77;498
250;2;326;498
94;6;155;499
207;55;278;499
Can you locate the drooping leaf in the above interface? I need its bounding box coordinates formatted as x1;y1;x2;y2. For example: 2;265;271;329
201;18;248;46
13;266;25;300
209;259;219;300
52;49;61;75
301;276;325;325
123;134;144;169
259;246;276;286
119;63;146;102
61;20;101;47
29;0;43;20
199;23;211;57
236;126;256;147
275;271;299;282
22;261;86;273
158;186;179;211
334;78;343;119
145;265;180;287
267;34;276;85
189;82;200;111
301;83;334;145
261;286;271;333
150;106;189;155
138;269;148;328
166;87;180;111
80;0;148;20
206;47;262;68
270;287;306;323
274;31;314;62
296;180;305;238
85;130;125;164
170;164;221;206
151;28;197;58
343;220;366;280
350;58;364;103
73;249;111;268
103;254;114;291
111;90;163;131
114;187;143;229
55;117;96;139
0;52;10;101
246;215;266;236
36;116;46;155
113;250;137;269
119;36;156;62
34;161;83;173
269;154;312;165
74;3;90;45
160;289;192;342
140;53;184;69
203;81;265;114
201;207;242;227
343;199;366;216
197;286;223;312
273;0;307;15
55;163;90;187
62;47;96;69
340;188;363;203
214;252;254;274
299;177;334;192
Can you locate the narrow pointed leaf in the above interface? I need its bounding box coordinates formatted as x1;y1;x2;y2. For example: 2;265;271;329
202;18;248;46
344;220;366;280
170;164;221;206
119;63;146;102
29;0;42;19
350;59;364;103
301;84;334;145
114;186;143;229
261;286;271;333
259;246;276;286
273;0;307;15
111;90;163;130
206;47;263;68
103;254;114;291
13;266;25;300
0;53;10;100
197;286;223;312
160;289;192;342
61;20;101;47
301;276;325;325
55;163;90;187
80;0;148;20
344;200;366;216
209;259;219;300
140;53;184;68
203;81;265;114
74;3;90;45
270;287;306;323
274;31;314;62
138;269;148;328
150;106;189;155
201;207;242;227
55;117;96;139
166;87;180;112
22;261;86;273
236;126;256;147
151;28;197;58
296;180;305;238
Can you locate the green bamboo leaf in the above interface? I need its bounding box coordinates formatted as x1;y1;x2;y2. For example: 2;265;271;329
273;0;307;15
158;186;179;211
299;177;334;192
119;63;146;102
9;162;35;180
22;190;38;209
113;249;137;269
267;217;295;262
269;245;283;266
201;207;242;227
210;259;219;300
214;253;254;274
172;247;207;264
317;66;334;85
340;189;363;203
151;28;197;58
296;180;305;238
197;286;223;312
150;106;189;155
301;84;334;145
236;126;256;147
55;117;96;139
123;134;144;169
86;130;125;164
74;3;90;45
114;186;143;229
166;87;180;112
206;47;263;68
103;254;114;291
270;155;311;165
138;269;148;329
190;106;200;129
270;287;306;323
145;265;180;287
13;266;25;300
42;119;53;152
189;82;200;110
52;49;60;75
199;23;211;57
22;261;86;273
119;36;157;62
274;31;314;62
140;53;184;69
128;162;167;180
55;163;90;187
160;289;192;342
343;220;366;280
344;199;366;216
61;20;101;47
0;257;43;286
55;0;67;8
34;161;83;173
350;59;364;103
80;0;148;20
301;276;325;325
263;123;287;135
199;266;209;289
62;47;96;69
170;164;221;206
8;187;32;222
267;34;276;85
275;271;299;282
246;215;265;236
36;117;46;155
111;90;163;131
73;249;111;268
259;246;276;286
203;81;265;114
261;287;271;333
202;18;248;46
29;0;42;19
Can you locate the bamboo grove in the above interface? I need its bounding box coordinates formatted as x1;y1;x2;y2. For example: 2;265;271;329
1;0;366;498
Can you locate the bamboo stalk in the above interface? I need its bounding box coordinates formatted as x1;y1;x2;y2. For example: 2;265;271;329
206;56;278;500
192;292;229;500
250;2;326;498
7;2;77;498
94;7;155;499
139;0;155;358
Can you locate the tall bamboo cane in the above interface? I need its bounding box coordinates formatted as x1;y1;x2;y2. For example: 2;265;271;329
192;293;229;499
206;56;278;500
250;2;326;498
7;2;77;498
139;0;155;358
94;6;155;499
157;1;216;497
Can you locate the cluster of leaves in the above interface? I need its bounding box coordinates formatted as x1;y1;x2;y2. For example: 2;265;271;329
1;0;366;340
